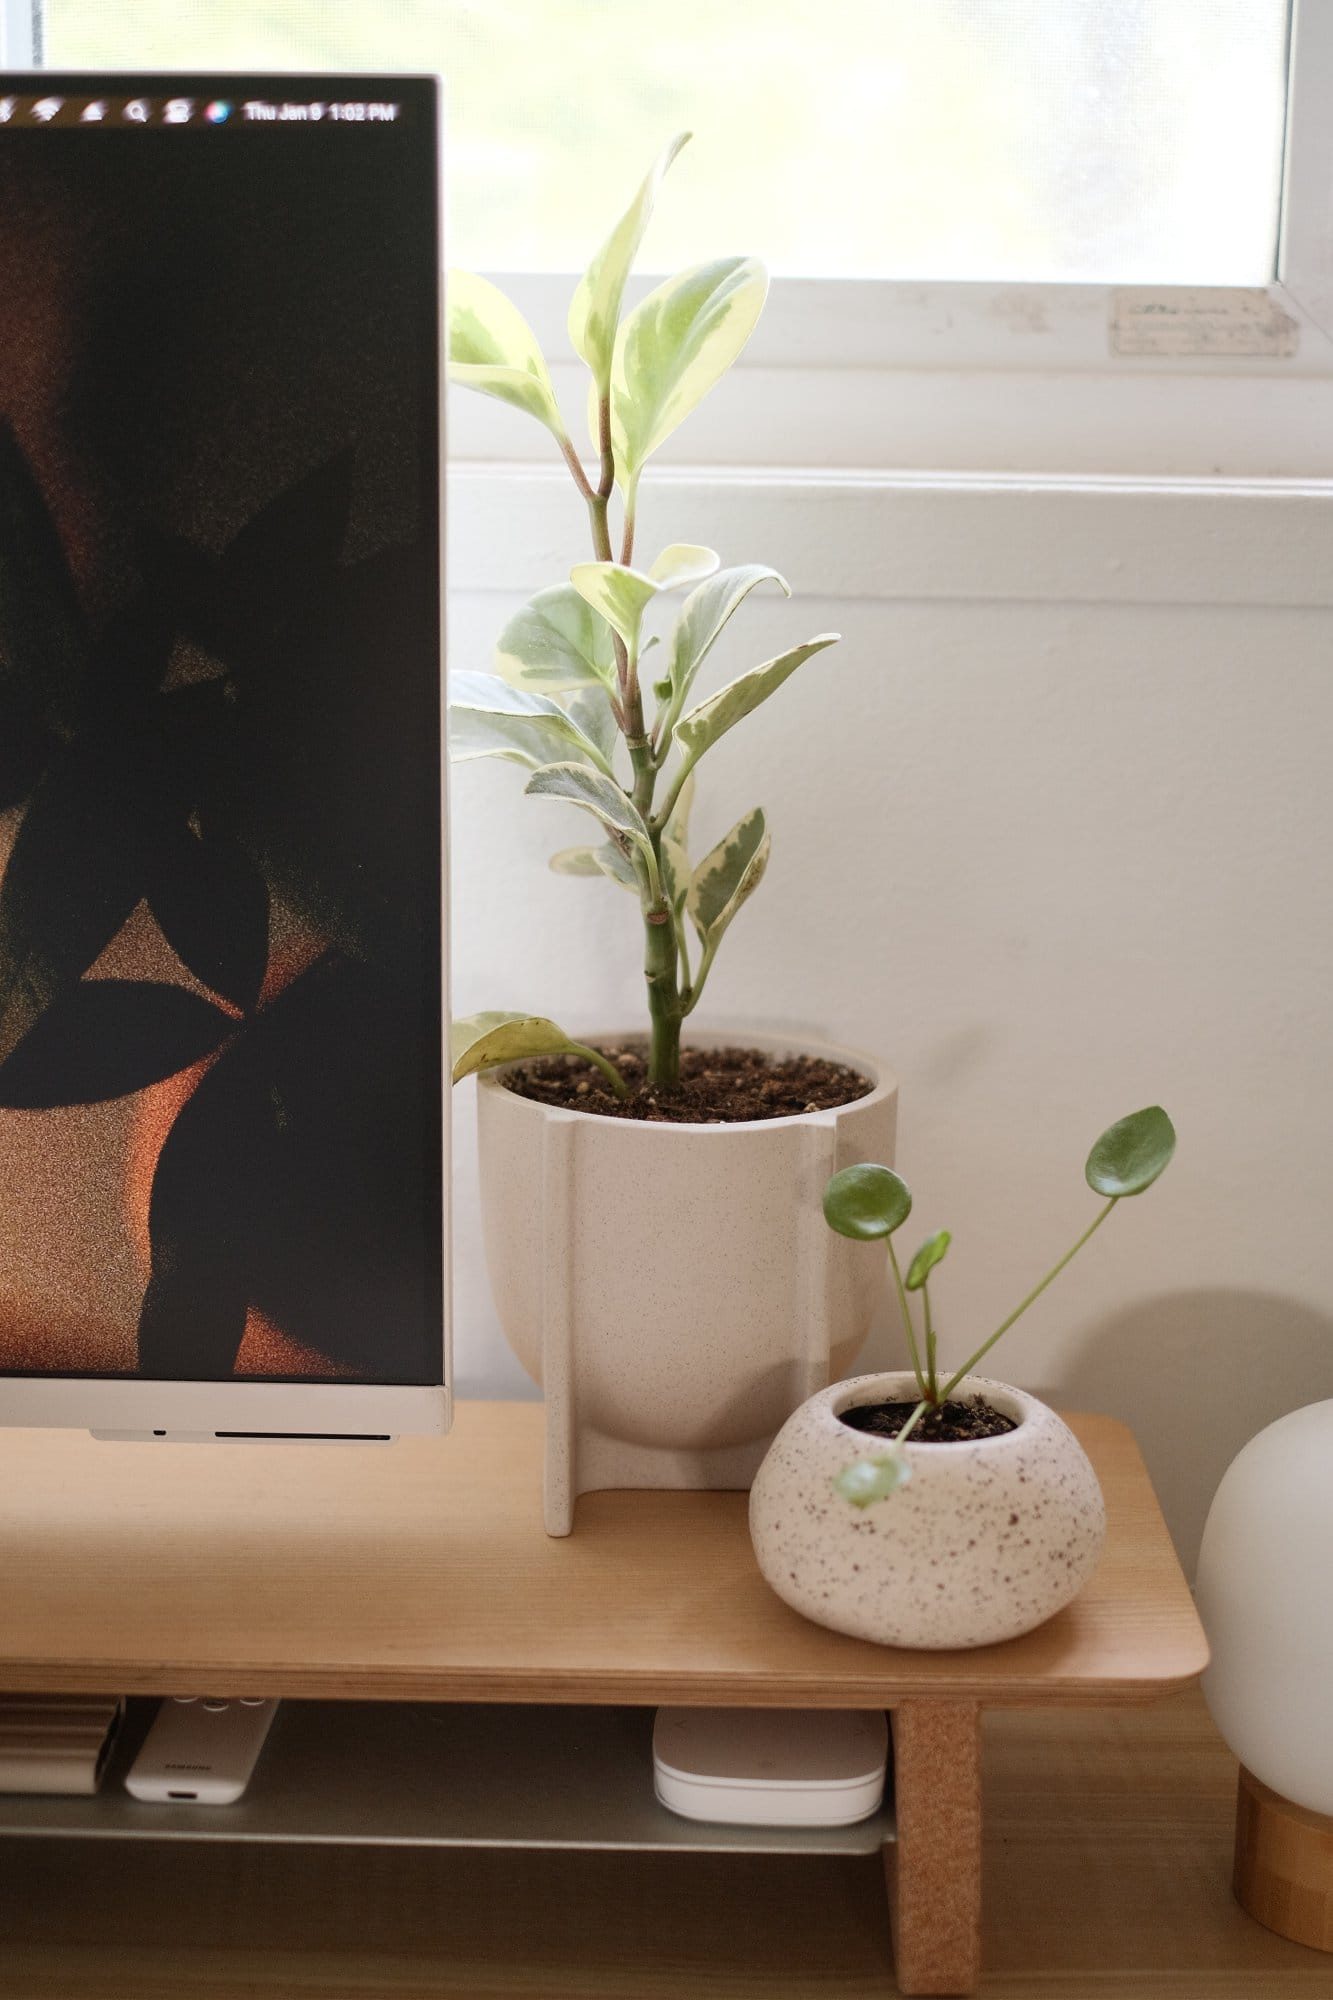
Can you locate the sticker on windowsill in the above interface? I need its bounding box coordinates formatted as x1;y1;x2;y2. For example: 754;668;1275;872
1110;288;1299;358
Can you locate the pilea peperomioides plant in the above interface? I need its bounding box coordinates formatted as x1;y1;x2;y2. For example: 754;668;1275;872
448;134;838;1092
822;1105;1177;1503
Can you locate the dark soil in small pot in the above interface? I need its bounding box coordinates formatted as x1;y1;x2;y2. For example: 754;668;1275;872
504;1042;873;1124
839;1397;1019;1443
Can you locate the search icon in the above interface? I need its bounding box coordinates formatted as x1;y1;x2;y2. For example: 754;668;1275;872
124;99;150;124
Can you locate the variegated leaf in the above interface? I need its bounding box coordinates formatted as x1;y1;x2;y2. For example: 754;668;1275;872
564;685;620;765
569;561;661;653
660;768;694;917
494;583;616;692
549;843;641;891
611;256;768;482
524;761;654;865
688;807;769;946
674;635;839;762
449;671;608;771
448;271;565;439
568;132;691;394
450;1012;586;1083
664;565;789;715
647;543;720;591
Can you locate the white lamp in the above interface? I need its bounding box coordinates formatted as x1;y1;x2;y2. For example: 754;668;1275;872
1195;1399;1333;1952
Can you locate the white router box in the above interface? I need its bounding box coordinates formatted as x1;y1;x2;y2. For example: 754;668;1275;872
653;1707;888;1827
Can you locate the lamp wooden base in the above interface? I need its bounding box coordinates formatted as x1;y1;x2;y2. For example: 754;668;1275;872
1235;1765;1333;1952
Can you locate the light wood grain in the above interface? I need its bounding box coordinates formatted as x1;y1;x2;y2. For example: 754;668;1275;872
0;1402;1205;1704
1;1693;1327;1999
1235;1765;1333;1953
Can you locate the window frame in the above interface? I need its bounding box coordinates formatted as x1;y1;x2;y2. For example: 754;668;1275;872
6;0;1331;478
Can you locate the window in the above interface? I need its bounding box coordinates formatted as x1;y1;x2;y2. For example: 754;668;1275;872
16;0;1294;283
7;0;1332;478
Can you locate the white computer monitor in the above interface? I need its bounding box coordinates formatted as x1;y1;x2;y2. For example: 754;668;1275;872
0;74;448;1438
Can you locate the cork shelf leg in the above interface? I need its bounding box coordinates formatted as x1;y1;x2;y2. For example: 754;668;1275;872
1234;1764;1333;1952
884;1701;983;1996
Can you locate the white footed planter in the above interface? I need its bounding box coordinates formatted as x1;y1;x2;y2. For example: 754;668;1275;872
750;1371;1106;1649
476;1029;897;1536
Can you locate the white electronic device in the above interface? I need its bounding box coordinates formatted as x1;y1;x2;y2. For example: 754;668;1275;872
124;1696;279;1804
652;1706;888;1827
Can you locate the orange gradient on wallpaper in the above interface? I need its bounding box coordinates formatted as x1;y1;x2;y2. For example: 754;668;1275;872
124;936;356;1380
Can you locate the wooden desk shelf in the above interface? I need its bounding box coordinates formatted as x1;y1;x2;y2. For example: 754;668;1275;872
0;1400;1208;1995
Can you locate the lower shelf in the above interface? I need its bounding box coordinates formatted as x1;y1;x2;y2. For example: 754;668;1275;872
0;1700;895;1856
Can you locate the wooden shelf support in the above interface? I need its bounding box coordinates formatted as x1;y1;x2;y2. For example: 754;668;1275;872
886;1700;983;1996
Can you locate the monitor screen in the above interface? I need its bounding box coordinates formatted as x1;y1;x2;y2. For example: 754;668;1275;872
0;77;445;1415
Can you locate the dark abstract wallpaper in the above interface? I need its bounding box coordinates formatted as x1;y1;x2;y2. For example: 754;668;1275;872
0;88;443;1384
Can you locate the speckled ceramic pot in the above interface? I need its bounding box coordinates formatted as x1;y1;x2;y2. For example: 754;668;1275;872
476;1029;897;1533
749;1371;1106;1649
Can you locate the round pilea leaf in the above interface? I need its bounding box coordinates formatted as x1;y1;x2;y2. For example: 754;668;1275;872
1085;1105;1176;1197
823;1163;911;1241
834;1453;912;1507
905;1229;951;1291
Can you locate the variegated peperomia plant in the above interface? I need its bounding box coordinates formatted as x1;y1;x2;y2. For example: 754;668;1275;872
448;135;838;1092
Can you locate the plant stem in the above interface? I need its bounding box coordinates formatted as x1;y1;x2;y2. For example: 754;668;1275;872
560;433;596;505
652;752;696;835
923;1279;938;1401
895;1398;931;1447
643;891;681;1085
887;1239;930;1402
621;474;638;567
581;424;679;1086
938;1197;1119;1402
680;934;715;1017
567;1040;630;1098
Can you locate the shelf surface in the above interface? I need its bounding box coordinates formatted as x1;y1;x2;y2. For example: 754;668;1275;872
0;1400;1207;1705
2;1692;1326;1999
0;1700;894;1854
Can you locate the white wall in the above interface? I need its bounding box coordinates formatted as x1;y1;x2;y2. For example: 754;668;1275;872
448;466;1333;1574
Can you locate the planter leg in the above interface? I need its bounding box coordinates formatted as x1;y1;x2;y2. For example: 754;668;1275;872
884;1700;983;1996
541;1110;578;1537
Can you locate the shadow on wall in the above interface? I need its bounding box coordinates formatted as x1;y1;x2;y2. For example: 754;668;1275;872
1041;1289;1333;1579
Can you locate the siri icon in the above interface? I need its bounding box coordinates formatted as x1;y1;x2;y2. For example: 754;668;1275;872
204;101;231;125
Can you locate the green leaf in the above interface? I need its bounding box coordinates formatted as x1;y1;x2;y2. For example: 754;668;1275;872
610;256;769;482
906;1231;952;1291
647;543;720;591
1085;1105;1177;1197
823;1164;912;1241
451;1012;589;1084
834;1454;912;1507
569;562;661;654
448;671;609;773
549;843;640;891
664;565;790;715
447;271;566;440
568;131;691;396
674;635;839;763
688;807;769;948
524;762;654;868
494;583;616;693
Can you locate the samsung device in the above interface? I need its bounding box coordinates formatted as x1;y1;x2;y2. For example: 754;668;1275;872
0;77;448;1438
124;1695;279;1804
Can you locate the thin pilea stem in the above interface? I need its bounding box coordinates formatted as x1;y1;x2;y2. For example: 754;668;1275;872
887;1238;929;1402
938;1197;1118;1402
